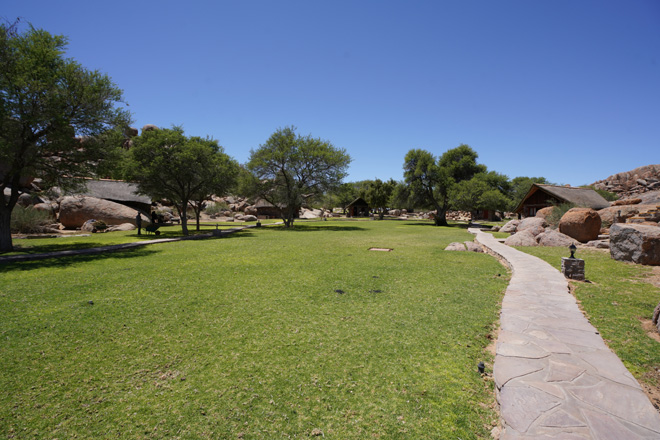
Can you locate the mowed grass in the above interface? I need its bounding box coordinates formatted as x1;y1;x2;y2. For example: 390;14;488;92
6;220;282;255
1;220;508;439
515;246;660;383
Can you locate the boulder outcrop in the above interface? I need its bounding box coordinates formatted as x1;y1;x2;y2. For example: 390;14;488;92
59;196;147;229
559;208;601;243
517;217;547;236
598;204;657;225
535;206;554;220
591;164;660;198
504;230;538;246
464;241;483;252
536;229;575;247
610;223;660;265
500;219;521;234
445;242;466;251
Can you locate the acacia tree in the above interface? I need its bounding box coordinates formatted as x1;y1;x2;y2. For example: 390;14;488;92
187;136;239;231
245;126;350;227
403;145;485;226
365;178;396;220
451;172;511;215
127;127;238;235
0;22;130;252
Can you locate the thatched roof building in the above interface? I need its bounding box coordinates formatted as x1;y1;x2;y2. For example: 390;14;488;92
347;197;370;217
514;184;609;217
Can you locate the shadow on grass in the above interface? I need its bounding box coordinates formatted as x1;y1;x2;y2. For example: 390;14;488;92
2;230;256;271
0;246;160;272
271;224;366;232
399;222;470;228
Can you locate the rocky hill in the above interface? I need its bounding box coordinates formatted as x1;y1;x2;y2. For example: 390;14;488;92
591;164;660;199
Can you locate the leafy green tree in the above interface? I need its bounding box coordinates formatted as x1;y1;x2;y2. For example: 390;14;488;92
245;126;350;227
0;22;131;251
451;173;511;214
327;182;359;214
390;181;414;211
126;127;238;235
187;136;239;230
365;178;396;219
403;145;485;226
508;176;550;210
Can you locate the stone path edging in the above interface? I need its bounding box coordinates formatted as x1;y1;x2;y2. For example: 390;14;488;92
469;228;660;439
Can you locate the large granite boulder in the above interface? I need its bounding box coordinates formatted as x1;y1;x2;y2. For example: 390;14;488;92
107;223;136;232
535;206;555;220
536;229;576;247
445;242;466;251
300;208;322;219
59;196;147;229
32;202;56;216
598;204;657;225
500;219;521;234
559;208;601;243
612;198;642;206
610;223;660;265
464;241;483;252
517;217;547;236
504;230;538;246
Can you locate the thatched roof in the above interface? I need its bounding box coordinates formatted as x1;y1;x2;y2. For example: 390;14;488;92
347;197;369;207
514;184;609;213
254;198;286;209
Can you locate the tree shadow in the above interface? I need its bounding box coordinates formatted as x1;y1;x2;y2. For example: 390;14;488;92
399;222;470;228
0;246;160;272
271;224;366;232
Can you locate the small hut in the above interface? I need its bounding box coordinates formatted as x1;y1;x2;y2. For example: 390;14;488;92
346;197;370;217
514;184;609;217
254;199;283;219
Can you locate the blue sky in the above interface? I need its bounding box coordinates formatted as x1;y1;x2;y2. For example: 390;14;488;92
4;1;659;186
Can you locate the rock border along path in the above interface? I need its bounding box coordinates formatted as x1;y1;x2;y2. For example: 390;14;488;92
469;228;660;439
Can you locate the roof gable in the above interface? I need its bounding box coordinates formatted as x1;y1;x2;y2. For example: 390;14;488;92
514;184;609;213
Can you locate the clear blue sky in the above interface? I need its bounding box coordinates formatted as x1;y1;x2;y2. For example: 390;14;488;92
4;1;659;186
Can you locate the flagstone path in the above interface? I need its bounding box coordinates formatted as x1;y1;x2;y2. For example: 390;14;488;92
469;228;660;439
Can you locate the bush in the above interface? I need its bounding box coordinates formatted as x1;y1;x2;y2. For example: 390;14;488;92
204;202;229;216
10;206;53;233
545;202;575;227
92;220;107;231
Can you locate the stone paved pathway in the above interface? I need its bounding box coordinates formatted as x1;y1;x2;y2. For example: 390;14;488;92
469;228;660;439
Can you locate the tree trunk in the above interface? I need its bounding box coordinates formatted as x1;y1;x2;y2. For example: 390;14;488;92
434;203;449;226
0;206;13;252
177;204;189;236
195;209;201;231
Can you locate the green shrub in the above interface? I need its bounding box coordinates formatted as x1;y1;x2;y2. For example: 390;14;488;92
10;205;53;233
92;220;107;231
204;201;229;216
545;202;575;227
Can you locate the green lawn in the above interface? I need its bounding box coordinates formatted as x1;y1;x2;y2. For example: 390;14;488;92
0;220;508;439
6;220;283;256
515;246;660;384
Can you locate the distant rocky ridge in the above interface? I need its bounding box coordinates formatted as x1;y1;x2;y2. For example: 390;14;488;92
591;164;660;199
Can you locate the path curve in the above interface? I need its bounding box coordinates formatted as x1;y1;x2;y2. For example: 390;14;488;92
469;228;660;439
